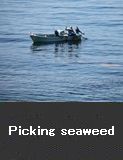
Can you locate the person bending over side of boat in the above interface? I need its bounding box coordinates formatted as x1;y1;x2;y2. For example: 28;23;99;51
75;27;84;35
66;26;76;36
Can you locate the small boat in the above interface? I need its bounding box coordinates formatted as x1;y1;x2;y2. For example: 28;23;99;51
30;27;86;44
30;33;68;44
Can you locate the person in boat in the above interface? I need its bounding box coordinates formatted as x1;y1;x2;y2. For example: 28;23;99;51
55;30;59;36
75;26;84;35
66;26;76;36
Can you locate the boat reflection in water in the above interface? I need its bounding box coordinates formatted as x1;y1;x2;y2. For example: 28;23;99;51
31;41;82;58
54;41;81;58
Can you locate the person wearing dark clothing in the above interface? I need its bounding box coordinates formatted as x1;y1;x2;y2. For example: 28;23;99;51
70;26;74;32
55;30;59;36
75;27;84;34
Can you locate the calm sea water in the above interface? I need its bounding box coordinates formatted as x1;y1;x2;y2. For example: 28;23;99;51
0;0;123;101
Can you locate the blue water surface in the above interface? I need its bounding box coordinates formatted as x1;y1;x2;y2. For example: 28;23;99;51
0;0;123;101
